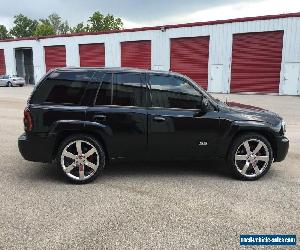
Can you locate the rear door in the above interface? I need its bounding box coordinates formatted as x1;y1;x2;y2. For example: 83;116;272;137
147;74;220;160
86;72;148;160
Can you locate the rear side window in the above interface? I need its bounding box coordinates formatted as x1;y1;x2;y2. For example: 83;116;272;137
113;73;143;106
31;71;91;105
95;72;145;107
95;73;113;105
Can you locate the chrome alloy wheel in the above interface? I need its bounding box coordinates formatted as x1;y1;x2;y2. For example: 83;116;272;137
61;140;100;181
234;139;270;178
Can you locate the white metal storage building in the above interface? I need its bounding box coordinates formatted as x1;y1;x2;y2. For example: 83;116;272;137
0;12;300;95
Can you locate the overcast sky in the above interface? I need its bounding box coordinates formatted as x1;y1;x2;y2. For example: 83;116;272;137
0;0;300;29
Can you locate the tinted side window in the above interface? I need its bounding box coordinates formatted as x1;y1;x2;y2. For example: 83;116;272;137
113;73;144;106
95;73;113;105
31;71;91;105
149;75;203;109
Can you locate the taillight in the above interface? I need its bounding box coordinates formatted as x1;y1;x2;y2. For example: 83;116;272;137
23;108;33;132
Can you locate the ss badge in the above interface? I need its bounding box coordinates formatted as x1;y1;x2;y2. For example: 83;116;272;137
198;141;208;146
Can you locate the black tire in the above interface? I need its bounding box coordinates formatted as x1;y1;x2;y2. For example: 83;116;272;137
227;133;273;181
6;82;11;87
57;134;105;184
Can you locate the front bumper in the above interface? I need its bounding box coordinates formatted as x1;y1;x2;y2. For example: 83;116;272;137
274;135;289;162
18;133;55;163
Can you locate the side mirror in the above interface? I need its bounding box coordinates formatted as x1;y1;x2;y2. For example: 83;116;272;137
201;98;210;112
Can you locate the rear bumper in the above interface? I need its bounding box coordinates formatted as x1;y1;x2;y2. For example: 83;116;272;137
18;133;55;163
274;135;289;162
12;81;25;86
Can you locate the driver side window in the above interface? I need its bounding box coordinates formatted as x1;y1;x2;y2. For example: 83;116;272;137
149;74;203;109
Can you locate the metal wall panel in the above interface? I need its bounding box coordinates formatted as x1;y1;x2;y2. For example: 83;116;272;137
0;16;299;94
170;36;209;89
0;49;6;75
79;43;105;67
44;45;66;72
121;40;151;69
231;31;283;93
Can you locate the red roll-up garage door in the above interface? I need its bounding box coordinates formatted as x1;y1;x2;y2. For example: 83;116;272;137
0;49;6;75
121;40;151;69
170;36;209;89
44;45;66;72
79;43;105;67
231;31;284;93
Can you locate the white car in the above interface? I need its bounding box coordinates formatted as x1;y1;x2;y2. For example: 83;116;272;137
0;75;25;87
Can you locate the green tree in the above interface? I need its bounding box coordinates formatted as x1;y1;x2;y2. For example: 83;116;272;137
0;24;10;39
87;12;123;32
59;21;70;34
34;22;55;36
10;14;38;38
70;22;89;33
48;13;70;34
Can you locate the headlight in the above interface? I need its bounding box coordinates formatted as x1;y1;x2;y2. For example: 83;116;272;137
281;120;286;134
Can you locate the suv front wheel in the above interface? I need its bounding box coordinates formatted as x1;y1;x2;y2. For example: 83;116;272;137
57;134;105;184
228;133;273;180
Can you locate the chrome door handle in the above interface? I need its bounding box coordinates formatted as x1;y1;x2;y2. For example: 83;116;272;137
94;114;107;122
153;116;166;122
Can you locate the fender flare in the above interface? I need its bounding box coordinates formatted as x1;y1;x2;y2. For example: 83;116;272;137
217;120;278;158
48;120;113;159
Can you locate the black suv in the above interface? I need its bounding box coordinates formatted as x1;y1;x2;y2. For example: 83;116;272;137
18;67;289;183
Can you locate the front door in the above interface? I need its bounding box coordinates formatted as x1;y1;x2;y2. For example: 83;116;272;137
147;74;220;160
282;63;300;95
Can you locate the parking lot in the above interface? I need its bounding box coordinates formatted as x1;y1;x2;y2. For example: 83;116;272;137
0;86;299;249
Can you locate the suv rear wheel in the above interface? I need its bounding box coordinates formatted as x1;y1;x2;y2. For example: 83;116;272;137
57;134;105;184
228;133;273;180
